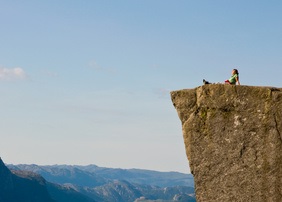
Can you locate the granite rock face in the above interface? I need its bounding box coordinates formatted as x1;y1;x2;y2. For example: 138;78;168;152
171;85;282;202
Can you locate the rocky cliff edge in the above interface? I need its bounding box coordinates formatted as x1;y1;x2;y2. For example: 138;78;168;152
171;85;282;202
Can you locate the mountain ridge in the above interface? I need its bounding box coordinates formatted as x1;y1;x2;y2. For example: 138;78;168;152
0;157;55;202
4;159;195;202
8;164;194;188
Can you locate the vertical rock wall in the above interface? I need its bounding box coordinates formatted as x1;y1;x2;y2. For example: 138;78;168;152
171;85;282;202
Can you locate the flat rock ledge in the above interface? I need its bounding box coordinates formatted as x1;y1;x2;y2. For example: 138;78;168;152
171;85;282;202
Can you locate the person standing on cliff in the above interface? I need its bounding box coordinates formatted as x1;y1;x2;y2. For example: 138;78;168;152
225;69;240;85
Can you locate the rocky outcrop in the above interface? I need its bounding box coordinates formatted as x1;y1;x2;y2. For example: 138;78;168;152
0;157;54;202
0;158;95;202
0;157;15;202
171;85;282;202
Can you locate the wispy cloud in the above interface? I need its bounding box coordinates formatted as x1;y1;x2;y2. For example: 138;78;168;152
40;69;59;78
88;60;117;74
0;67;27;81
151;64;160;69
154;88;170;98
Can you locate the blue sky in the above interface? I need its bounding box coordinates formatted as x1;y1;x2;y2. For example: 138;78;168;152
0;1;281;173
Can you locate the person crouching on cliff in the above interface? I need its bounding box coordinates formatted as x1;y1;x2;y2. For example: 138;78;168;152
225;69;240;85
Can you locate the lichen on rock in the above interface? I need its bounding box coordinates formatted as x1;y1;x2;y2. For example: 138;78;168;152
171;84;282;202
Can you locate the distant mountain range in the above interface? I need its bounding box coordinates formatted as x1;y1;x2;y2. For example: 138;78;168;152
0;158;93;202
1;158;195;202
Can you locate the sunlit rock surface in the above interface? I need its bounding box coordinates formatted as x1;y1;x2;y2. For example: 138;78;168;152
171;85;282;202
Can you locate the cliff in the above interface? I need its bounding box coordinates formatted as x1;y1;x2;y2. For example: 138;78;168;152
171;85;282;202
